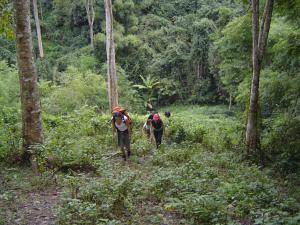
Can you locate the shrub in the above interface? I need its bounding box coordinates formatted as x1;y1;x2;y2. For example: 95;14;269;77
0;107;21;163
57;172;136;224
42;67;108;114
263;115;300;173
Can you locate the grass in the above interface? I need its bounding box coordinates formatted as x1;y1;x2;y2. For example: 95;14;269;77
1;105;300;225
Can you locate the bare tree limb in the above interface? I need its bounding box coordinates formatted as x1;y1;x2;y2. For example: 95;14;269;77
258;0;274;63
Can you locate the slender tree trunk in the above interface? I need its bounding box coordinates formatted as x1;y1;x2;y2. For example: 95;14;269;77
229;93;232;111
104;0;118;111
196;62;200;79
246;0;259;153
89;23;94;47
85;0;95;47
246;0;274;154
258;0;274;63
14;0;43;174
32;0;44;58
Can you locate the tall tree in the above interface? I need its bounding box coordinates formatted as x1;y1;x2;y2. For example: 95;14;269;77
32;0;44;58
104;0;118;111
246;0;274;154
85;0;95;47
14;0;43;173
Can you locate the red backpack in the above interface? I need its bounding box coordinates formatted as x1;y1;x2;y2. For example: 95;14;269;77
112;106;132;125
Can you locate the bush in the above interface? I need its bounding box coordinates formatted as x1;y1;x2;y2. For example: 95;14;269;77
42;107;111;171
0;61;19;108
0;107;21;163
42;67;108;114
57;172;136;224
263;115;300;173
166;122;187;144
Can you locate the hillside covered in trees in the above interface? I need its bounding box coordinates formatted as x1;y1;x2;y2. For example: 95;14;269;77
0;0;300;224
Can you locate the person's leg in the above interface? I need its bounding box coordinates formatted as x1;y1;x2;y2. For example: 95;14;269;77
157;130;163;148
127;145;131;157
119;132;128;160
126;132;131;158
154;131;159;148
123;130;130;159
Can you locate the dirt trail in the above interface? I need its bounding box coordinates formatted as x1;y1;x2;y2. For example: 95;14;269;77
2;189;59;225
0;167;59;225
17;190;59;225
2;150;180;225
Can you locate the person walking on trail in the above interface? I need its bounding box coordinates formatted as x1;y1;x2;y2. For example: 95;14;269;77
142;119;154;141
112;112;132;161
148;111;155;120
151;113;164;148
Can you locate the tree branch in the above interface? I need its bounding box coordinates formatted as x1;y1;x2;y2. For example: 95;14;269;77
258;0;274;63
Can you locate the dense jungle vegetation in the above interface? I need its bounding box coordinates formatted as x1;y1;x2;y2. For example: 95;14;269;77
0;0;299;224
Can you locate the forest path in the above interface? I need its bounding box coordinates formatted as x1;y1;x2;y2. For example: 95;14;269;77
1;149;182;225
16;190;59;225
0;167;59;225
98;148;186;225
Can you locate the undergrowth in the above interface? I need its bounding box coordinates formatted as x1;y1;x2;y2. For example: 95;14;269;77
1;105;300;224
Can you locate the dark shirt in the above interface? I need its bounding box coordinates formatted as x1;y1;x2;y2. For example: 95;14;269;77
152;120;163;131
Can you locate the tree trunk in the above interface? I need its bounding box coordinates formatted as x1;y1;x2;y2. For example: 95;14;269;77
229;93;232;111
14;0;43;174
85;0;95;48
196;62;200;79
104;0;119;111
246;0;274;154
32;0;44;58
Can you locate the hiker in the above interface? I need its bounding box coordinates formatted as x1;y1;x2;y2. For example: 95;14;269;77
112;112;132;161
151;113;164;148
164;111;171;118
142;119;153;141
148;111;156;120
164;111;171;127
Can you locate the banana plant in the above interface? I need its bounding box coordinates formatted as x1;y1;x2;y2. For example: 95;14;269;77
133;75;160;109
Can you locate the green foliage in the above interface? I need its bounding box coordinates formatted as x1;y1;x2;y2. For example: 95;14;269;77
163;105;243;151
0;107;21;163
57;172;136;225
149;147;300;224
0;62;21;162
0;0;13;39
212;14;252;105
133;75;160;109
1;105;300;224
42;67;108;114
0;61;19;107
1;0;300;223
269;18;300;74
262;115;300;173
0;38;15;65
42;107;111;170
166;122;187;144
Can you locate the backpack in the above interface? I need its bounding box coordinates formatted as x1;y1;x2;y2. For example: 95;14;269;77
112;106;132;125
